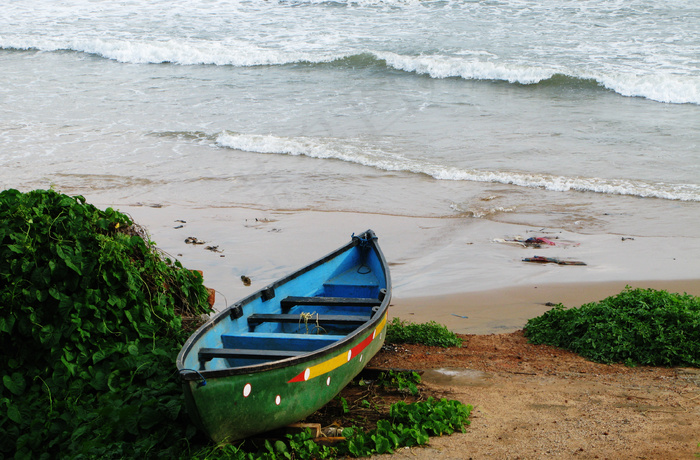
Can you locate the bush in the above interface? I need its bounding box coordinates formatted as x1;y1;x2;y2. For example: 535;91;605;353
525;287;700;367
0;189;212;458
386;318;462;348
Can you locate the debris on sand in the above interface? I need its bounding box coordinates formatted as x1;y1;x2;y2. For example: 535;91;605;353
522;256;587;266
494;235;581;248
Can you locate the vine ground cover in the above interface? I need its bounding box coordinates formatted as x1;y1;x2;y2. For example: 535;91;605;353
0;189;212;458
525;287;700;367
386;318;463;348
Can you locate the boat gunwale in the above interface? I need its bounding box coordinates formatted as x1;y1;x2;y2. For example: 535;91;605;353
177;229;391;381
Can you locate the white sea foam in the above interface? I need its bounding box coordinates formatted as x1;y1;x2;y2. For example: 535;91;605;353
216;132;700;202
216;131;415;171
0;36;338;67
374;51;700;105
4;33;697;104
595;72;700;105
374;51;556;85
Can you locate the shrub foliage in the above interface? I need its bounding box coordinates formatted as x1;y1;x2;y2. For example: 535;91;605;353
525;287;700;367
386;318;463;348
0;189;212;458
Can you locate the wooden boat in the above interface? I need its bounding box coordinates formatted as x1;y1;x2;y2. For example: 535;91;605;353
177;230;391;443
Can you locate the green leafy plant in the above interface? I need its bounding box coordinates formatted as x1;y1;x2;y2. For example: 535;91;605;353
386;318;462;348
341;398;472;457
391;397;472;436
285;429;335;460
338;396;350;414
0;189;212;458
525;287;700;367
377;370;422;396
192;398;472;460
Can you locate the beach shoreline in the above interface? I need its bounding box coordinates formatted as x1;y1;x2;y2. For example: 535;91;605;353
104;203;700;335
392;278;700;335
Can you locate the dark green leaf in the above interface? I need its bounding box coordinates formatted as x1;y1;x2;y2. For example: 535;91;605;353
3;373;26;396
7;403;21;423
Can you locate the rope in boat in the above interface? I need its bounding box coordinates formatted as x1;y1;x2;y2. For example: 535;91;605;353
299;311;324;334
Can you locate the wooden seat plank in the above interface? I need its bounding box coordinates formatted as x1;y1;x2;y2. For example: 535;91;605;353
248;313;369;327
198;347;304;362
280;296;381;309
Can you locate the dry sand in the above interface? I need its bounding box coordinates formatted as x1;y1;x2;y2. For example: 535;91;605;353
371;331;700;460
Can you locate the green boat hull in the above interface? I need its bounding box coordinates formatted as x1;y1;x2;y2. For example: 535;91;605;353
183;313;387;443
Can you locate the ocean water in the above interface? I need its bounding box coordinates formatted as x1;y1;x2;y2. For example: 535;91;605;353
2;0;699;240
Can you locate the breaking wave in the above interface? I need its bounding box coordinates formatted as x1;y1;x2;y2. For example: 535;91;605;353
215;132;700;202
2;39;698;104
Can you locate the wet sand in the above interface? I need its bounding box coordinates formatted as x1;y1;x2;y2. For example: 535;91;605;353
112;203;700;334
393;279;700;335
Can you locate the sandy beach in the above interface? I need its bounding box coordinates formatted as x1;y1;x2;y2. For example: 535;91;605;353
114;204;700;334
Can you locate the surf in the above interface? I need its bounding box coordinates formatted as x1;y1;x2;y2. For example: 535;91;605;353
214;132;700;202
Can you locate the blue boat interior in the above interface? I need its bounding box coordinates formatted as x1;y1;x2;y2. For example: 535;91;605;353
187;240;388;371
